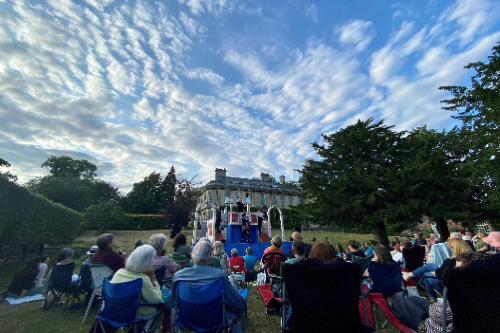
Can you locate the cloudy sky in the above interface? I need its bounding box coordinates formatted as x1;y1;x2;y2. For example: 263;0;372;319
1;0;499;193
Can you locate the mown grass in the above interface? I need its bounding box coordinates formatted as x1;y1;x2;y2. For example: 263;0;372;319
0;228;403;333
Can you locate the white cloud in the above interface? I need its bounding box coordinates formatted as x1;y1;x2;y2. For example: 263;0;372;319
337;20;376;51
304;3;318;23
186;67;225;86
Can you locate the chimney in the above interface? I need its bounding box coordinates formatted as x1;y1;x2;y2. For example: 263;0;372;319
215;168;227;180
260;172;270;182
304;159;312;168
280;175;285;184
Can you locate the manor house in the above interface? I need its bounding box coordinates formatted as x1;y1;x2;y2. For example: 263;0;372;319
197;168;302;221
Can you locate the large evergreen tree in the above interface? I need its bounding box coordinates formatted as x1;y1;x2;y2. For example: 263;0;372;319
298;118;407;246
439;42;500;227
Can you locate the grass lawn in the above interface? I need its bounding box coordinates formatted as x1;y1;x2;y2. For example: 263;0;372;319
0;228;404;333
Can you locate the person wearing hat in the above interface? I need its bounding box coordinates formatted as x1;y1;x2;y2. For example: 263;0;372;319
82;246;98;266
482;231;500;254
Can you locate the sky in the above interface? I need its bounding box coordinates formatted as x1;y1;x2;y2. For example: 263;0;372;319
1;0;499;194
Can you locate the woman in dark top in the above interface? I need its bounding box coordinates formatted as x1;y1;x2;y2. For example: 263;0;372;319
171;233;191;268
345;240;366;262
402;239;472;302
7;257;43;299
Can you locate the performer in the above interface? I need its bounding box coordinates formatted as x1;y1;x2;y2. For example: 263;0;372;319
240;212;251;243
257;209;264;234
236;198;245;222
215;205;222;234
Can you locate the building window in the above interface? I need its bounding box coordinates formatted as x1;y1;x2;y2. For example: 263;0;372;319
273;195;277;205
236;191;240;200
225;191;230;202
261;194;265;204
289;196;293;205
246;193;251;203
281;195;285;207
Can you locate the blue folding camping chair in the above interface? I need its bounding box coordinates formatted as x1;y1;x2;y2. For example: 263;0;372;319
172;279;230;333
94;278;165;333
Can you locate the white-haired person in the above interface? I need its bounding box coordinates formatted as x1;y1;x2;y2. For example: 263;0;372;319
110;245;163;317
172;240;247;333
149;233;179;284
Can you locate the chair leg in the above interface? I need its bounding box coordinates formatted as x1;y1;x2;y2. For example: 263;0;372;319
82;290;97;324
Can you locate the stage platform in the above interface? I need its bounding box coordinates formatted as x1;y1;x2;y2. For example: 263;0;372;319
223;241;292;259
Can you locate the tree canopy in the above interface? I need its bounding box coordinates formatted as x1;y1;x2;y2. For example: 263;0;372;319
0;158;18;182
42;155;97;179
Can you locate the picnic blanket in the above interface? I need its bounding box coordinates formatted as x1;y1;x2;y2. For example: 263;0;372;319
5;294;45;305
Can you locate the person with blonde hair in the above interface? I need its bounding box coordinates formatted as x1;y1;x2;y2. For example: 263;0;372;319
403;238;472;302
213;241;229;271
263;235;286;257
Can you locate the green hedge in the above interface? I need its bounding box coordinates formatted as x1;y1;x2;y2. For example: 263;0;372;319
0;177;83;249
84;203;167;230
269;206;305;229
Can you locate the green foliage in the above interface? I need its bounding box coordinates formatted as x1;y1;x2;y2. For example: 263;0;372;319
42;155;97;179
268;206;305;229
121;167;176;214
164;174;199;226
440;42;500;224
84;202;127;230
0;177;83;249
0;158;18;182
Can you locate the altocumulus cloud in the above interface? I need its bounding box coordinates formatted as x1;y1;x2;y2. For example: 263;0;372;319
0;0;499;193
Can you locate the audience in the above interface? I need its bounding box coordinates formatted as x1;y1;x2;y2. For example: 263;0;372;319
90;233;126;272
391;243;403;263
402;238;472;302
287;232;312;258
149;233;179;281
482;231;500;254
243;247;256;272
82;246;98;266
401;239;425;272
414;232;427;246
363;242;374;256
213;241;229;271
36;255;50;286
171;233;191;268
472;232;490;252
345;240;365;262
336;244;345;259
173;240;247;333
286;240;306;264
229;248;246;273
7;257;43;299
309;242;336;262
110;245;163;318
427;234;437;246
392;237;400;247
263;236;286;257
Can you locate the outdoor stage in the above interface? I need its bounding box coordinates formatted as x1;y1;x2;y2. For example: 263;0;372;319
223;241;292;259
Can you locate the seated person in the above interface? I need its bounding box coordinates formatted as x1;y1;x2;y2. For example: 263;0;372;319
82;246;98;266
414;232;428;246
37;255;50;286
286;240;306;264
149;233;179;282
391;244;404;263
229;248;246;273
363;242;374;256
363;246;394;276
244;247;257;282
91;233;126;272
345;240;366;262
401;239;425;272
288;232;312;258
171;233;191;268
263;235;286;257
402;239;472;302
7;257;43;299
309;242;336;262
173;241;247;333
473;232;491;252
110;245;163;318
213;241;229;272
42;248;79;295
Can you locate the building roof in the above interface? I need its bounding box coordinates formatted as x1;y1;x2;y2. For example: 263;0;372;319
201;176;301;195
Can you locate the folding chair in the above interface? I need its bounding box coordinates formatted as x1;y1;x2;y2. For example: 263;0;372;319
43;262;86;312
169;254;190;268
352;254;374;273
281;258;373;333
172;279;230;333
445;255;500;333
82;264;114;324
262;251;287;280
94;278;165;333
364;261;412;332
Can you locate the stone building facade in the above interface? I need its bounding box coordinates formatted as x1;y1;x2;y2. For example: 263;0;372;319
197;168;302;221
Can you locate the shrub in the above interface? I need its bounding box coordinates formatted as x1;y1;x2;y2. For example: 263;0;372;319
84;202;126;230
0;177;83;250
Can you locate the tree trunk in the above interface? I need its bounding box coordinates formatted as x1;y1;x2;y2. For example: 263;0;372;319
371;222;389;247
435;216;450;242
